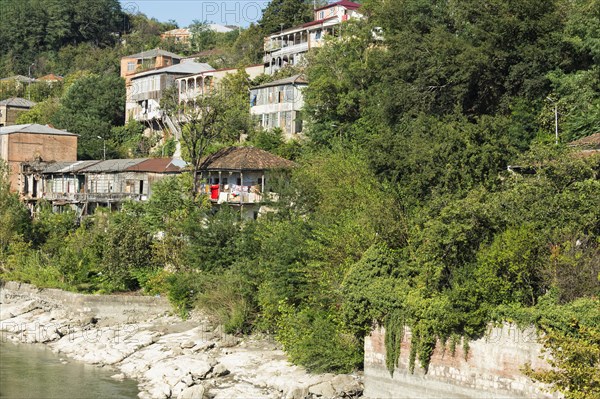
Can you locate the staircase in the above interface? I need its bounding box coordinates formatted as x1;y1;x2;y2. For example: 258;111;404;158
163;112;183;159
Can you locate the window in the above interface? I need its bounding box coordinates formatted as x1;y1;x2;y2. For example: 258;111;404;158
284;111;293;132
222;177;228;185
127;62;136;71
295;111;303;133
319;11;324;19
285;86;294;102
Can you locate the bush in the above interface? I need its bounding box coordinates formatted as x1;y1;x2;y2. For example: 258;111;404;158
166;272;204;318
196;272;257;334
276;304;362;373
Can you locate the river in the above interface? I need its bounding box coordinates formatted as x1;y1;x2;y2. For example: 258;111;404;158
0;341;139;399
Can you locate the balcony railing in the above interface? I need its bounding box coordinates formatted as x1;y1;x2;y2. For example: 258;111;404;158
269;42;309;57
200;184;279;205
41;192;145;202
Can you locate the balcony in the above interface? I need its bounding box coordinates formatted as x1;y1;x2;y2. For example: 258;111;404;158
265;42;309;58
41;192;145;203
200;184;279;205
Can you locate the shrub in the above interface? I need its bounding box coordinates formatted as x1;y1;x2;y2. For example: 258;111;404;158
276;304;362;373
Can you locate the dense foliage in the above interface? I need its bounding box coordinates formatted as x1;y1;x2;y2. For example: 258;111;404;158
1;0;599;397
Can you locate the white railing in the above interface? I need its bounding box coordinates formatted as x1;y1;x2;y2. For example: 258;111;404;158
271;42;309;57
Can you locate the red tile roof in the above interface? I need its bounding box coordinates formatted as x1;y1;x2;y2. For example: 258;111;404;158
302;16;338;28
37;74;63;82
315;0;361;12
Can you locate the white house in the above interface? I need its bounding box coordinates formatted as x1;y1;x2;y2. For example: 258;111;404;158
263;0;362;75
250;75;307;139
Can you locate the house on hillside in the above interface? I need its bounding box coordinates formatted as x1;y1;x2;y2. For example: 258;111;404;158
198;146;296;219
0;75;36;85
161;28;192;44
0;98;36;127
568;132;600;156
21;157;185;215
126;61;213;124
250;75;307;139
120;49;183;86
36;74;63;83
0;123;77;194
263;0;362;75
177;65;264;103
161;25;237;45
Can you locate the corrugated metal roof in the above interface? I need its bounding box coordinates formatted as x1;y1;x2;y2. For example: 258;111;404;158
252;75;307;89
125;158;186;173
41;160;101;174
37;159;186;174
0;124;77;136
78;159;148;173
131;62;214;79
199;147;297;171
0;97;36;107
0;75;35;83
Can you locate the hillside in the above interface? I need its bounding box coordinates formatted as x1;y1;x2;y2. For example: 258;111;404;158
1;1;599;398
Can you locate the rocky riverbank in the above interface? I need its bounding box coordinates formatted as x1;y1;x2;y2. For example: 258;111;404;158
0;282;363;399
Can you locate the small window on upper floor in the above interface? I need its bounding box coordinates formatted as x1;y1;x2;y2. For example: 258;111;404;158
319;11;324;19
127;62;136;71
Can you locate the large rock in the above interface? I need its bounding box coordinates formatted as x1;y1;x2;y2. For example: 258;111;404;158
309;381;336;398
331;375;362;396
212;363;230;377
178;384;206;399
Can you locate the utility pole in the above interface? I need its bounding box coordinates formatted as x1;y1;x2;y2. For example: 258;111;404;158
28;63;35;101
546;97;559;145
97;136;106;160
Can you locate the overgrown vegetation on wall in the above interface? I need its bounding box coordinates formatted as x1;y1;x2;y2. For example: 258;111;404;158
1;0;599;397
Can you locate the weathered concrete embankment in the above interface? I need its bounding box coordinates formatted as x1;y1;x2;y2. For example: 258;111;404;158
363;325;560;399
0;281;363;399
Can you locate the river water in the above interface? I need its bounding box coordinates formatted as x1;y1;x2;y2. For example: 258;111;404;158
0;341;139;399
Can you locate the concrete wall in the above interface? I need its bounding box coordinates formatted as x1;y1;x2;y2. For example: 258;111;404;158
364;324;560;399
0;281;172;325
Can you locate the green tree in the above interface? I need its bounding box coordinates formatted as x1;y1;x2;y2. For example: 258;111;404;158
51;73;125;159
177;92;239;193
189;21;217;53
259;0;318;34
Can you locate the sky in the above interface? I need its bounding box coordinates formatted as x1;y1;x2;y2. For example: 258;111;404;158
120;0;271;28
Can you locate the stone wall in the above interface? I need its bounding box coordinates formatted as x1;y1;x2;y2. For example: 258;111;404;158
0;281;172;324
364;324;560;399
